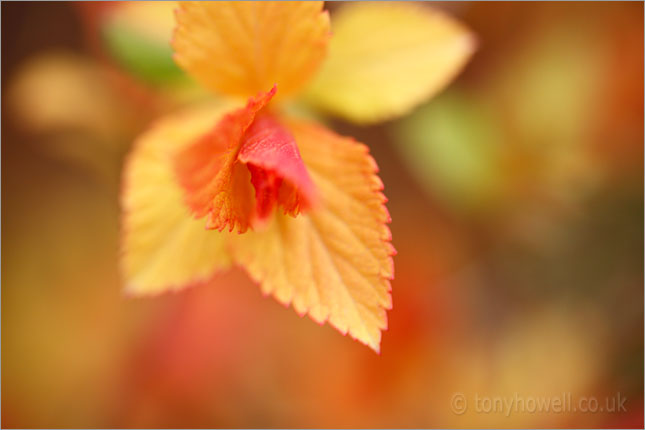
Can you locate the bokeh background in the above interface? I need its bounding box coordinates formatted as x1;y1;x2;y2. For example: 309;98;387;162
2;1;643;428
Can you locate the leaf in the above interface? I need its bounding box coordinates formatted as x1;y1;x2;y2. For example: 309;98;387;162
304;2;476;123
231;118;394;351
394;91;505;212
174;87;275;233
238;115;318;221
7;51;128;139
173;1;330;100
121;103;236;295
101;1;184;85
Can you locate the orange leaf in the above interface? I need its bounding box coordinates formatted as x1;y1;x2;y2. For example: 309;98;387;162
231;118;394;352
173;1;330;100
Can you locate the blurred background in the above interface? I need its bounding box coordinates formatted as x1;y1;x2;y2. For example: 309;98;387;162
2;1;643;428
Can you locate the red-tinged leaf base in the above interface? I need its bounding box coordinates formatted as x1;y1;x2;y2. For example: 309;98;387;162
174;86;317;232
239;115;318;223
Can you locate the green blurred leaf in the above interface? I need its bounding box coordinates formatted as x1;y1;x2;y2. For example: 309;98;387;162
102;15;185;86
394;91;505;212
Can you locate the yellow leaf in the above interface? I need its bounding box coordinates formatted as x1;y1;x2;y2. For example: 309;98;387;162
304;2;476;124
7;51;130;141
231;118;394;351
173;1;330;100
121;103;236;295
